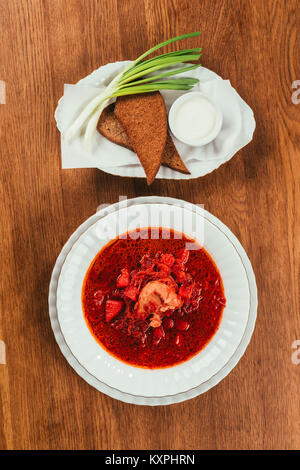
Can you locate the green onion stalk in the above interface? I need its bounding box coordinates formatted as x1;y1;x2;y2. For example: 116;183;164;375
64;32;202;149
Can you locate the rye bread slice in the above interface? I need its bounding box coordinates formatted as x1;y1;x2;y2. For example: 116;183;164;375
161;133;190;174
114;92;167;185
97;102;190;175
97;103;132;150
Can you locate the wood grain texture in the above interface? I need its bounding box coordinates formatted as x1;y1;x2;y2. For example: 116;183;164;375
0;0;299;450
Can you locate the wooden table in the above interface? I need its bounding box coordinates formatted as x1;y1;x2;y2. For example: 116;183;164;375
0;0;299;451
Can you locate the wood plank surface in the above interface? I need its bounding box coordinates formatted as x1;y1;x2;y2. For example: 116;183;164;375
0;0;299;450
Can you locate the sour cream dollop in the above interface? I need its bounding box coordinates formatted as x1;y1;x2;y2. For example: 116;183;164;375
168;92;223;147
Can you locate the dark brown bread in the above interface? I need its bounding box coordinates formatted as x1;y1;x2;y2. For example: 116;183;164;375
114;92;167;185
97;102;190;175
97;103;132;149
161;133;190;174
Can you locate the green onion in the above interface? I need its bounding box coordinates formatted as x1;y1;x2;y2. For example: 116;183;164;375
64;32;201;149
119;53;201;83
118;75;199;89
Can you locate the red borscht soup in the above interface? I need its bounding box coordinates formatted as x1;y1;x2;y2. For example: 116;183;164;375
82;228;226;368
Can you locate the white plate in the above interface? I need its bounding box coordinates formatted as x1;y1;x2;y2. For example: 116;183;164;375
49;197;257;404
55;62;256;180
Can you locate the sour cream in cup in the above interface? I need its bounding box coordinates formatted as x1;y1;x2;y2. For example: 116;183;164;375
168;92;223;147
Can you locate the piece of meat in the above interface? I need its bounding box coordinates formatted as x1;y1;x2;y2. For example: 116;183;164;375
134;279;182;327
149;312;162;328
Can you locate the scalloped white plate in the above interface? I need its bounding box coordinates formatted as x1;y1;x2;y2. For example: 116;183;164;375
49;197;257;404
55;62;256;180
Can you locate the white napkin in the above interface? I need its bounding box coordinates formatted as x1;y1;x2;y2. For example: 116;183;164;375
55;62;255;179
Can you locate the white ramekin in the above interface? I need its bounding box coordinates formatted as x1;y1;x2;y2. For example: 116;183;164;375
168;91;223;147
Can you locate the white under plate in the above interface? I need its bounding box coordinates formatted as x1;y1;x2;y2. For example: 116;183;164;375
49;197;257;405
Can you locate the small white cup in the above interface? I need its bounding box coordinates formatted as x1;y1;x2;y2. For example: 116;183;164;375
168;91;223;147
